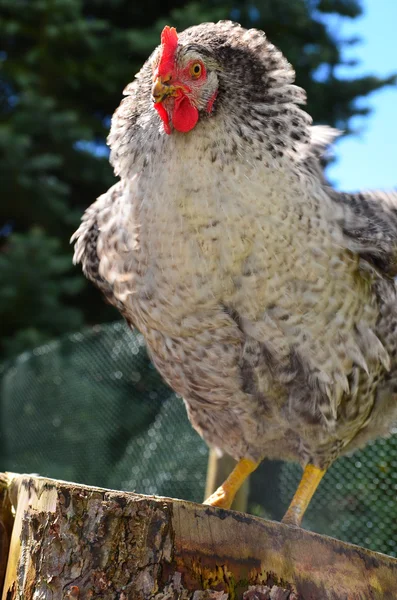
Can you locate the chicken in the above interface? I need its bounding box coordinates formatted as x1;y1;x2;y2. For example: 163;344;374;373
72;21;397;526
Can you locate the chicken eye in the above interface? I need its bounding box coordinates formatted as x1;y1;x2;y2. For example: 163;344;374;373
190;62;202;79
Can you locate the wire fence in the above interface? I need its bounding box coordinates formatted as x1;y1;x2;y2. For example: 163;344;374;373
1;321;396;556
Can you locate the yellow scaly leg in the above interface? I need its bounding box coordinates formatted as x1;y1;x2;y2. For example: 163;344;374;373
204;457;260;509
282;464;326;526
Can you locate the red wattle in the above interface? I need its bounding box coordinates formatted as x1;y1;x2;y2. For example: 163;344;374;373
172;94;199;133
154;102;171;135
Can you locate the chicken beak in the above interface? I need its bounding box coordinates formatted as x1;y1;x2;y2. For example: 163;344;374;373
151;75;177;104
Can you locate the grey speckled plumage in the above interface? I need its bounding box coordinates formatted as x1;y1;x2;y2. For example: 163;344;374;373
72;21;397;472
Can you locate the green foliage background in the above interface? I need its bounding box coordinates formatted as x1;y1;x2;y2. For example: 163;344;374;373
1;0;396;359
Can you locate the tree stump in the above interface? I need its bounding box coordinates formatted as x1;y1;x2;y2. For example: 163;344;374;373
0;473;396;599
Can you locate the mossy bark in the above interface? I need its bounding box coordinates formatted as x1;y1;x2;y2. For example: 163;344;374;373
0;473;396;599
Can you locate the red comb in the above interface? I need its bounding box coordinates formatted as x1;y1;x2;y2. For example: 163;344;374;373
157;26;178;78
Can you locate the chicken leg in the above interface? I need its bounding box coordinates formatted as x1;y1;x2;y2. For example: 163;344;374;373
204;457;259;509
204;458;325;527
282;464;326;526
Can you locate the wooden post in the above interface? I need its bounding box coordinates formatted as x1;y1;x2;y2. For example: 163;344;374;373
0;473;396;599
0;474;13;593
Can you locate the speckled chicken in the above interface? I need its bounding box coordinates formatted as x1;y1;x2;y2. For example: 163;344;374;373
72;21;397;525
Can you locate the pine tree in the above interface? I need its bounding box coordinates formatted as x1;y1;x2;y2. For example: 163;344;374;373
0;0;395;360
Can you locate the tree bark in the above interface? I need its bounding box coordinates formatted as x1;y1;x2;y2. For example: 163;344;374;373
0;474;13;593
0;473;396;599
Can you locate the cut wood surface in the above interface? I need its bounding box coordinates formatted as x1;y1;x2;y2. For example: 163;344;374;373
0;473;396;599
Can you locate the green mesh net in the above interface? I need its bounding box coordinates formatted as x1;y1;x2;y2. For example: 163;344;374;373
278;438;397;557
1;321;396;557
0;322;208;503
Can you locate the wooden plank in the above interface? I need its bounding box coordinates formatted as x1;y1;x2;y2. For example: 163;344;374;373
1;473;396;599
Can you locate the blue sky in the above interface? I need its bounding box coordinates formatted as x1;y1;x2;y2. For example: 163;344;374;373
326;0;397;192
